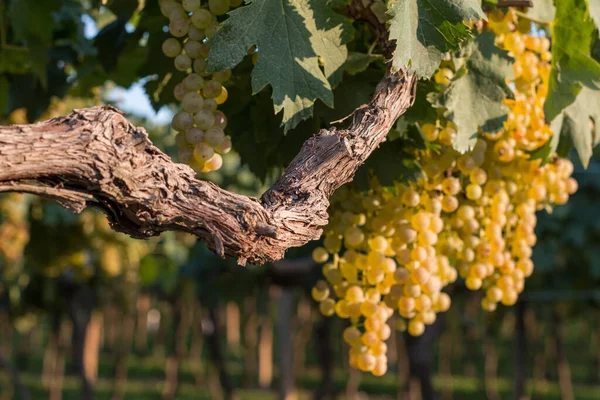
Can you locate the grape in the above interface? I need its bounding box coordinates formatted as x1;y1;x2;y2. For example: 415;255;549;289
184;40;204;59
193;110;216;130
205;127;225;147
202;80;223;98
205;23;220;38
214;136;232;154
204;154;223;171
312;247;329;263
213;70;232;82
183;73;204;91
188;24;206;41
185;128;205;144
182;92;204;113
168;5;188;21
203;98;218;112
197;43;211;58
193;58;209;76
182;0;201;12
172;112;193;132
173;83;187;102
169;18;189;38
213;110;227;128
214;86;228;105
193;143;215;163
160;0;180;17
209;0;231;15
162;38;181;58
174;54;192;71
191;9;213;29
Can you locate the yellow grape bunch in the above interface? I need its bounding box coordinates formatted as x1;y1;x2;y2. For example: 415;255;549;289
0;194;29;263
310;11;578;376
159;0;240;172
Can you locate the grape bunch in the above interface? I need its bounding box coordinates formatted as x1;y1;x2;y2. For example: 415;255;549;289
159;0;240;172
0;194;29;263
310;10;578;376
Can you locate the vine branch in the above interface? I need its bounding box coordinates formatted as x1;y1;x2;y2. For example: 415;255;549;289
0;70;417;265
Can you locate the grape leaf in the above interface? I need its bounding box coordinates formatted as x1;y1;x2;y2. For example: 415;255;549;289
208;0;354;132
549;87;600;168
387;0;485;78
344;52;384;75
544;0;600;123
8;0;63;87
431;34;513;153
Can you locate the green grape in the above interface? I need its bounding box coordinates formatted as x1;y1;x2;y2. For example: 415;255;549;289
188;25;206;41
193;143;215;163
174;54;192;71
205;23;219;38
159;0;180;17
205;154;223;171
182;92;204;113
162;38;181;58
214;136;232;154
173;83;188;102
212;70;232;82
203;98;218;112
213;110;227;128
184;40;204;59
193;58;209;76
169;18;189;38
209;0;231;15
205;127;225;146
198;42;211;58
172;112;194;132
183;73;204;91
193;110;216;130
202;80;223;98
182;0;201;12
191;9;213;29
185;128;205;144
168;5;188;21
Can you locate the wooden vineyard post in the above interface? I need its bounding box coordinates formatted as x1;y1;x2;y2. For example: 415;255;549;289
258;317;273;389
277;289;296;400
226;302;241;347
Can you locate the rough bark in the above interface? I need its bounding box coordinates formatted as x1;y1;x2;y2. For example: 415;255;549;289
0;71;416;265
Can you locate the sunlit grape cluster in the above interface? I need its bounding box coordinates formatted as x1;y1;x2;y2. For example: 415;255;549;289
311;10;578;376
159;0;239;172
0;194;29;263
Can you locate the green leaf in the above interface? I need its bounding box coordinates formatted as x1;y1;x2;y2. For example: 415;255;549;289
8;0;62;87
544;0;600;123
550;87;600;167
387;0;485;78
353;138;421;190
209;0;354;131
524;0;555;24
344;52;384;75
432;34;513;153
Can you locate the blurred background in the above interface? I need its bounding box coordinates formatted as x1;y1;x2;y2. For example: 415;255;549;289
1;1;600;400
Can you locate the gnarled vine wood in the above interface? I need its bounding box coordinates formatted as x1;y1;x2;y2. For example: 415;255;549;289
0;71;416;265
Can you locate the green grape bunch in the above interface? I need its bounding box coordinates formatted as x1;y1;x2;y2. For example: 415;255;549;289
159;0;240;173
